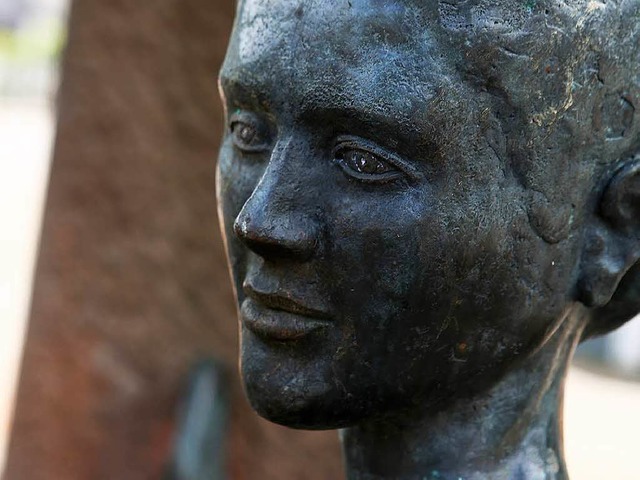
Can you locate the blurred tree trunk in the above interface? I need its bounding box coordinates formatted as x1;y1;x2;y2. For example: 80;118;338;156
4;1;343;479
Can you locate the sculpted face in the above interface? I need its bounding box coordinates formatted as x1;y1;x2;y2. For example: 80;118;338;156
217;0;636;428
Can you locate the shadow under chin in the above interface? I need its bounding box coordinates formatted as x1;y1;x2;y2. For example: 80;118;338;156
241;371;375;431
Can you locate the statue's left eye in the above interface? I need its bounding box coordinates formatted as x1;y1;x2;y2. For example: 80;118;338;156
334;139;404;183
339;149;397;175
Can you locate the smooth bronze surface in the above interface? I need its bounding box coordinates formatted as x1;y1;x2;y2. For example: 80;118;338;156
217;1;640;478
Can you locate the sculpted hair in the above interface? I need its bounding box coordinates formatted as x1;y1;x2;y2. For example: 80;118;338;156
441;0;640;337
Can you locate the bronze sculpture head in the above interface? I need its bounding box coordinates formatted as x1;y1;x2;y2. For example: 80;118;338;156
216;1;640;477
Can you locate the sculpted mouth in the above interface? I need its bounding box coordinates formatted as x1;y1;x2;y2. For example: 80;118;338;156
244;284;331;319
241;284;332;341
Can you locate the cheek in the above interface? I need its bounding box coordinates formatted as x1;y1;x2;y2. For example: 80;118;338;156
427;196;570;362
216;145;261;224
324;189;449;353
322;185;564;380
326;189;430;300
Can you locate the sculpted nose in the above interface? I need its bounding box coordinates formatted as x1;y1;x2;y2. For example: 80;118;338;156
233;176;320;261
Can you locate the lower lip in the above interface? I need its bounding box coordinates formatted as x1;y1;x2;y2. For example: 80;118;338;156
241;298;331;341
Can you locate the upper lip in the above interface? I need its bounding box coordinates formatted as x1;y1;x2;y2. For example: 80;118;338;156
242;282;331;320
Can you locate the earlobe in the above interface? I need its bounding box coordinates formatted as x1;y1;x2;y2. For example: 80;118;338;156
578;157;640;309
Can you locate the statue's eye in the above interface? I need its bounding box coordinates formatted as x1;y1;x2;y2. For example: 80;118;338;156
229;113;271;152
334;137;408;183
234;123;257;145
339;150;397;175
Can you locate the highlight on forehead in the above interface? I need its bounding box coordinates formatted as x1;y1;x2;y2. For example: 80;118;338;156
232;0;432;66
228;0;639;150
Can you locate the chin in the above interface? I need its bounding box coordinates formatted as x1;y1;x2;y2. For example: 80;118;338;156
241;365;368;430
239;332;375;430
244;387;360;430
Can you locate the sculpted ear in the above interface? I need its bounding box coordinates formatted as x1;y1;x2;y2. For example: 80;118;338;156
578;158;640;311
601;159;640;235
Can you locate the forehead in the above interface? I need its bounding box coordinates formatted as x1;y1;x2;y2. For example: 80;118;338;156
232;0;437;62
227;0;543;66
222;0;471;136
220;0;611;223
223;0;585;107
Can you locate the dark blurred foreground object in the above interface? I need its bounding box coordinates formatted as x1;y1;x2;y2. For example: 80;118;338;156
165;360;228;480
4;1;342;479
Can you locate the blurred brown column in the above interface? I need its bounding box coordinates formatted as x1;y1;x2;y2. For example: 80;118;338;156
4;1;342;479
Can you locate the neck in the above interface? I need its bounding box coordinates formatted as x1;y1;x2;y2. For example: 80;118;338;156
341;312;586;480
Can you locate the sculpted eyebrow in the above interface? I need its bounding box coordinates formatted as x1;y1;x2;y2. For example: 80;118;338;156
219;72;271;108
302;91;442;142
301;103;403;134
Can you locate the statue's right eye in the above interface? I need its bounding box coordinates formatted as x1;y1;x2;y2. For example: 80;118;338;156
229;113;271;152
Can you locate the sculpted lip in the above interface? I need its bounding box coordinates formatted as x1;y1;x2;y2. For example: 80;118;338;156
241;284;332;341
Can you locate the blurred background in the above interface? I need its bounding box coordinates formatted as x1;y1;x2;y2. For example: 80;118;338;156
0;0;65;471
0;1;639;478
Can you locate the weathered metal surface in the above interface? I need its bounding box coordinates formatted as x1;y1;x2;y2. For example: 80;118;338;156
217;1;640;479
